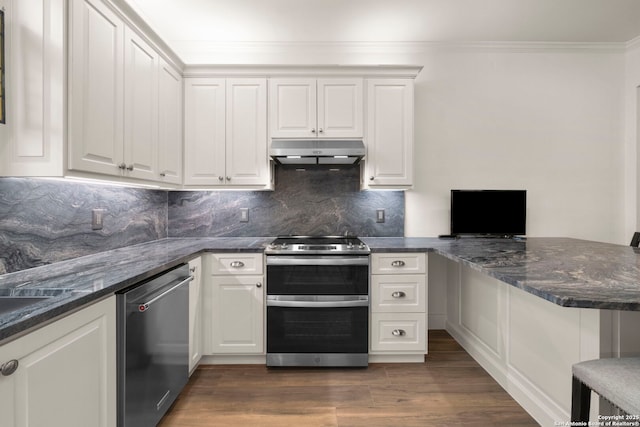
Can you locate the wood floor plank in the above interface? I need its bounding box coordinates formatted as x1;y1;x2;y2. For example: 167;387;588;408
159;330;539;426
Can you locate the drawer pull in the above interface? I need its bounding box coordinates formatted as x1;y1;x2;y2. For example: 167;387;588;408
1;359;19;376
392;329;406;337
391;291;406;298
391;260;406;267
230;261;245;268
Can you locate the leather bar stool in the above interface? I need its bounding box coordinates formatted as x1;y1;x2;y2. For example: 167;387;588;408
571;357;640;421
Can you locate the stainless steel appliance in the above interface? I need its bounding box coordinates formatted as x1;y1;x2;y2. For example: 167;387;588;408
116;264;193;427
269;139;366;165
265;236;370;367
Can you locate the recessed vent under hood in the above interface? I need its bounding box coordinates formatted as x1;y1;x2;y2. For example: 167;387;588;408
269;139;365;165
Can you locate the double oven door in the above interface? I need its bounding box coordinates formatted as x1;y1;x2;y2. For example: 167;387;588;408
266;255;369;367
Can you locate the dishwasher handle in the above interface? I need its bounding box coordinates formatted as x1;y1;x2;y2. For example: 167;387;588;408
138;275;194;312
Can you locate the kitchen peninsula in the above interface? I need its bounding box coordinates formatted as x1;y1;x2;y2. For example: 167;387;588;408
1;236;640;426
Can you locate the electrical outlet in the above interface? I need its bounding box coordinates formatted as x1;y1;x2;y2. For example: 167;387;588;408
92;209;105;230
240;208;249;223
376;209;385;223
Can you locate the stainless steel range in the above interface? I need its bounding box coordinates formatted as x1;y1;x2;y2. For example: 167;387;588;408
265;236;371;367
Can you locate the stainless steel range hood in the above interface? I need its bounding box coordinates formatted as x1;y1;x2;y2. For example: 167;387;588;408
269;139;365;165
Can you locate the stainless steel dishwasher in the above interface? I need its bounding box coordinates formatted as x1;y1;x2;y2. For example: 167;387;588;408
116;264;193;427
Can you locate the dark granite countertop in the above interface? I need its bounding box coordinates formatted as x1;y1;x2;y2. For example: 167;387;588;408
363;237;640;311
0;237;271;343
2;236;640;344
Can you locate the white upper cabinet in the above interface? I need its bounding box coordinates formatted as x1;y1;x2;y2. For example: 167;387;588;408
68;0;125;176
68;0;183;185
0;0;65;177
226;78;269;186
269;78;363;138
123;27;159;181
184;78;227;186
364;79;415;189
184;77;269;188
158;58;184;184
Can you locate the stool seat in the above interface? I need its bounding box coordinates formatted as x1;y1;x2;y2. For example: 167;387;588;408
572;358;640;420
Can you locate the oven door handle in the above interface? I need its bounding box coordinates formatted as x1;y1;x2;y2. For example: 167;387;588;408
266;256;369;266
267;295;369;308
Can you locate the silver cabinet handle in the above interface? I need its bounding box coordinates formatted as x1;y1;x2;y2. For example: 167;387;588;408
391;291;406;298
392;329;406;337
369;176;374;181
189;266;197;273
126;164;134;171
1;359;19;376
218;176;224;181
318;128;324;133
226;176;231;181
230;261;245;268
256;282;262;288
118;163;126;170
311;128;316;133
160;171;166;177
391;260;406;267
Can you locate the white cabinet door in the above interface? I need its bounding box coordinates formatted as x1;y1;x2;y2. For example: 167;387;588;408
158;59;183;184
0;0;65;177
269;78;363;139
123;27;159;181
317;78;363;138
68;0;124;176
206;275;264;354
184;78;226;185
188;257;203;374
0;297;116;427
226;78;268;186
365;79;414;188
269;78;317;138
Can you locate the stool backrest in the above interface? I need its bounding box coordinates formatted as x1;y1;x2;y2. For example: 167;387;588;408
631;232;640;247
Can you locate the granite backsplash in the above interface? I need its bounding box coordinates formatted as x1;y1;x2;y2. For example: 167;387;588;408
0;166;404;273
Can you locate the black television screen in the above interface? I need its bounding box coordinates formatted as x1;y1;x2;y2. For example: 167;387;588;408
450;190;526;237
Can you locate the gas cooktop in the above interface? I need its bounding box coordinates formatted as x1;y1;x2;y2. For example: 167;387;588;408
265;235;370;255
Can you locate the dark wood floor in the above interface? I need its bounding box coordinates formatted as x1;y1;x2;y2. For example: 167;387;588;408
159;330;539;426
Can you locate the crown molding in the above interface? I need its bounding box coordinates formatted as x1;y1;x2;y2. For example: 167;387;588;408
174;40;628;65
627;35;640;51
183;64;423;78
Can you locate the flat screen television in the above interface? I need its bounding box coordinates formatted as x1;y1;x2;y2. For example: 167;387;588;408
450;190;526;237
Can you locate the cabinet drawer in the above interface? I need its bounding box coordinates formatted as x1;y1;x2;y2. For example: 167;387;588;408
370;313;426;352
210;253;263;275
371;253;426;274
371;274;426;313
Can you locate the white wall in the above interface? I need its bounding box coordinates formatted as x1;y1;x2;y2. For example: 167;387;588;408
186;42;629;243
626;39;640;236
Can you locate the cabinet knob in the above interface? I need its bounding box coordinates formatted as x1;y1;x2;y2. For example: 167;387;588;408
126;164;134;171
392;329;406;337
1;359;19;376
311;128;316;134
391;291;406;298
256;282;262;288
189;266;197;273
118;163;126;170
226;176;231;181
369;176;375;181
218;176;224;181
230;261;245;268
391;260;406;267
160;171;166;177
318;128;324;133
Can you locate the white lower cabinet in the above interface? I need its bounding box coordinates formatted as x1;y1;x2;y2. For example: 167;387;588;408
204;253;264;355
0;296;116;427
370;253;427;360
188;256;203;374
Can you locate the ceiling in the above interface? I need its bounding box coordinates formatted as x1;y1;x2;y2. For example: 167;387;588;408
125;0;640;60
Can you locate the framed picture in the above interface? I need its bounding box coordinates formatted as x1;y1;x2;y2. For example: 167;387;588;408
0;8;5;124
